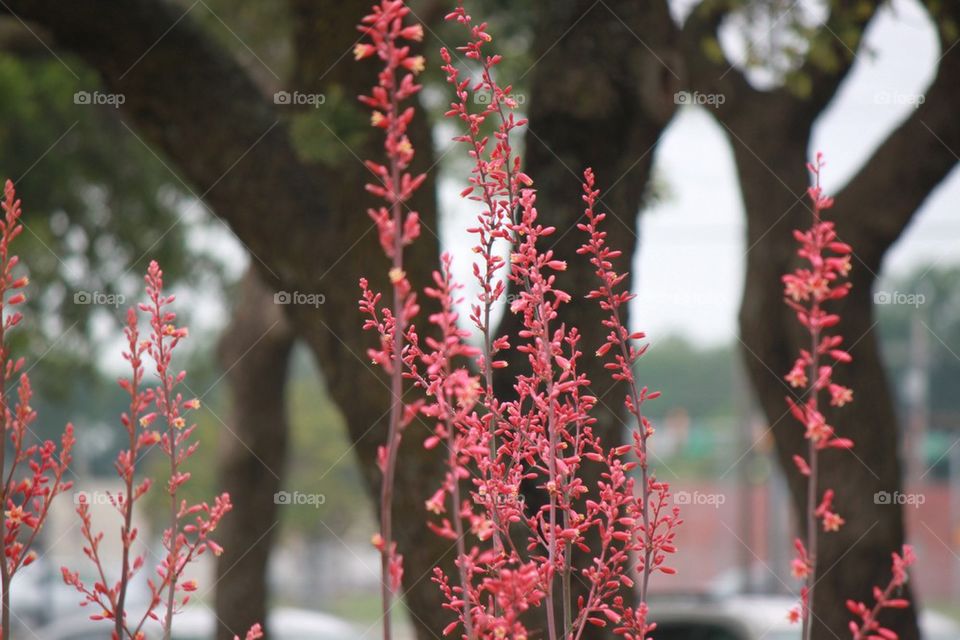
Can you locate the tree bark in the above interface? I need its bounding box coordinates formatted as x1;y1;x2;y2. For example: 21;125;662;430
728;124;920;639
214;268;295;640
0;0;453;635
682;2;960;636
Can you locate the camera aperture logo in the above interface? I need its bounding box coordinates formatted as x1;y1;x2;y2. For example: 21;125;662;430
274;290;325;308
874;491;925;508
274;490;326;508
674;490;725;508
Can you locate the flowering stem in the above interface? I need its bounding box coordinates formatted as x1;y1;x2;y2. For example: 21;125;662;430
847;545;915;639
155;308;179;640
619;327;653;602
0;182;74;640
354;5;428;637
562;506;572;635
803;321;821;640
540;320;560;640
379;104;404;640
0;381;8;640
781;154;860;631
445;408;474;638
116;336;144;638
852;584;894;640
0;223;9;640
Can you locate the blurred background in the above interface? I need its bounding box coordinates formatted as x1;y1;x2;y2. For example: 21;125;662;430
0;0;958;638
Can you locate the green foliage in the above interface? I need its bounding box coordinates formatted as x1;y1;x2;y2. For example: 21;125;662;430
701;36;727;65
289;85;371;168
639;334;738;418
877;265;960;433
784;69;813;98
141;345;371;540
0;53;205;396
283;348;370;537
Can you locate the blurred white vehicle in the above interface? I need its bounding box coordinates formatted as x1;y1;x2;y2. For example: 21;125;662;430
34;607;356;640
8;557;153;634
647;594;959;640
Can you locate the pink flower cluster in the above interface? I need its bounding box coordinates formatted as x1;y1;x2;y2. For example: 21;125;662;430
354;1;428;635
357;3;680;639
0;182;261;640
846;545;916;640
782;155;914;637
782;154;856;631
61;262;244;639
0;181;75;638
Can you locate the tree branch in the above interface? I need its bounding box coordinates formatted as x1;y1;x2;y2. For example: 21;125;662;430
0;0;326;283
779;0;880;113
835;3;960;269
681;0;761;118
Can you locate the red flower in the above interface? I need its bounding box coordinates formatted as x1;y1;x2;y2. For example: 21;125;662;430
355;4;680;639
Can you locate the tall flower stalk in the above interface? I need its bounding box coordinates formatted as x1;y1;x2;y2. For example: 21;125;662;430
142;261;234;640
783;154;856;635
847;545;915;640
355;3;681;638
63;262;240;640
782;155;914;638
783;154;853;640
354;2;427;637
62;307;157;638
0;181;74;640
578;169;676;605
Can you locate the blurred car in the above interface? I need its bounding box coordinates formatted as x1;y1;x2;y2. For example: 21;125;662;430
647;594;960;640
8;558;154;634
34;606;356;640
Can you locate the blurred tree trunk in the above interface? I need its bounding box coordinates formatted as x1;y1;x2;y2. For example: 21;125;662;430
215;268;295;640
730;129;920;640
283;2;456;636
682;2;960;636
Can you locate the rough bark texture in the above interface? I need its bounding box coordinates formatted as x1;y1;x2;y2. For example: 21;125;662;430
682;1;960;637
214;268;295;640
